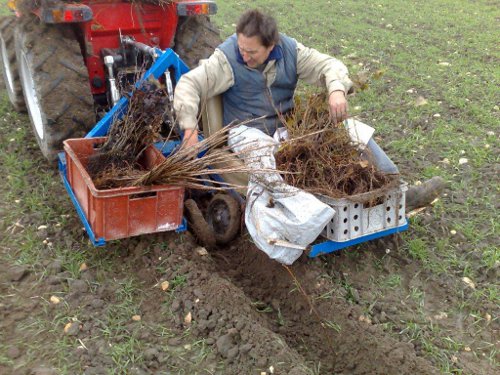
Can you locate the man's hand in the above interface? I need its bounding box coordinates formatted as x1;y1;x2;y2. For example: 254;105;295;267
182;128;199;149
329;90;348;124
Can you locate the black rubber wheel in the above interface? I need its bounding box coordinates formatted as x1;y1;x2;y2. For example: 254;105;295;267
0;16;25;111
206;193;241;245
14;16;95;161
184;199;217;249
174;15;222;68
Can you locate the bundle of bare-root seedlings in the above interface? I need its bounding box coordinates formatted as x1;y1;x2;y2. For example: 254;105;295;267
87;85;262;191
275;93;400;202
86;87;168;189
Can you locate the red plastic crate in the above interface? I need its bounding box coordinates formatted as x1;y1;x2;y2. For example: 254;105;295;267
64;137;184;241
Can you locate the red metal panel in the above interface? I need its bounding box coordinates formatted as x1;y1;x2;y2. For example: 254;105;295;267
80;1;178;95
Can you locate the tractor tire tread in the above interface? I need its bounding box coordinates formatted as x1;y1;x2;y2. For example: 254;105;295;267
0;15;25;111
174;15;222;69
15;16;94;160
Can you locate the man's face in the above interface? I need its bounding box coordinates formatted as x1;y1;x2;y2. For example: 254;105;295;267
237;34;275;68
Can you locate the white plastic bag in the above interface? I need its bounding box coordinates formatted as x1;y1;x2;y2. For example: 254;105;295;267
228;126;335;265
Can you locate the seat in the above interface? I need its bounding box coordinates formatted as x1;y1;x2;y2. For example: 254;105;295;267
201;95;249;193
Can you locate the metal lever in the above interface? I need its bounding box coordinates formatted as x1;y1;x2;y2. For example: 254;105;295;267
104;55;121;106
121;36;158;58
164;71;174;103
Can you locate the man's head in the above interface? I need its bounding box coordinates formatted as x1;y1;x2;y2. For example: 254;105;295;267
236;9;279;68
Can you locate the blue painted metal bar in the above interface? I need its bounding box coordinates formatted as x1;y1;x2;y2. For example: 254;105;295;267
58;152;106;246
154;140;181;156
176;217;188;233
87;48;189;138
309;221;409;258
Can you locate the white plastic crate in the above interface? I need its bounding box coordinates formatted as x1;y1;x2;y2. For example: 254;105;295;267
317;181;408;242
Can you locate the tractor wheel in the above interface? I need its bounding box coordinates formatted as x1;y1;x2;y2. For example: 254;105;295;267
14;16;95;161
184;199;217;249
174;15;222;68
206;193;241;245
0;16;25;111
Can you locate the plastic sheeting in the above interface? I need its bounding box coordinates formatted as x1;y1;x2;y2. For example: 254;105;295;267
228;126;335;265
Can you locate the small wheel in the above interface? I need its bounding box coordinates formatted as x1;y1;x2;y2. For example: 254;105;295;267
206;194;241;245
184;199;216;249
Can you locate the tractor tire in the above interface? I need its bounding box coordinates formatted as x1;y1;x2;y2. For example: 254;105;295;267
206;193;241;245
174;15;222;69
0;16;25;112
14;16;95;161
184;199;217;249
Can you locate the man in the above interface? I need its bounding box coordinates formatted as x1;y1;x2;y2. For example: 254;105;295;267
174;9;351;148
173;9;445;211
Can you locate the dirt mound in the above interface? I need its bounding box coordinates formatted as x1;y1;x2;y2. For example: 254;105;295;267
122;233;440;374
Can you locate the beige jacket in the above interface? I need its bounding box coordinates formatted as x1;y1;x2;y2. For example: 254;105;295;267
173;41;353;130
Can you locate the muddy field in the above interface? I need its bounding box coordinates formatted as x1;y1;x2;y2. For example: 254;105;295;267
0;107;498;375
1;0;499;373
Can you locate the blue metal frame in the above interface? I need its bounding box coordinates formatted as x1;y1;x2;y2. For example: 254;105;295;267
87;49;189;138
60;48;190;246
308;221;409;257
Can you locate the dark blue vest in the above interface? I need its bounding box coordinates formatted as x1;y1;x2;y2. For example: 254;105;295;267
218;33;298;135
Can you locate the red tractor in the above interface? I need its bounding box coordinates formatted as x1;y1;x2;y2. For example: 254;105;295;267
0;0;220;159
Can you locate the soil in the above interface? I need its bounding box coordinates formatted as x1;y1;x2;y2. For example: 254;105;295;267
1;187;498;375
0;75;497;375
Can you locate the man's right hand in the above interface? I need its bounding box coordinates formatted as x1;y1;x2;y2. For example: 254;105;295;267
328;90;348;124
182;128;199;149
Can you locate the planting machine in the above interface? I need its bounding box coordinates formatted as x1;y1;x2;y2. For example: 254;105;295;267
0;0;410;258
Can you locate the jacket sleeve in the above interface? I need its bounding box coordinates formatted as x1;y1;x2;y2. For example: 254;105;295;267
296;41;352;95
173;49;234;130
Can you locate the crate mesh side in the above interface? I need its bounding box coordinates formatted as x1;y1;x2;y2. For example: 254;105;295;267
320;183;407;242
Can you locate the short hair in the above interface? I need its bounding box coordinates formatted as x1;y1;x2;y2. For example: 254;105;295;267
236;9;279;47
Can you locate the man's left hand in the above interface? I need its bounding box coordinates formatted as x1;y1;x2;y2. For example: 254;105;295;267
329;90;348;124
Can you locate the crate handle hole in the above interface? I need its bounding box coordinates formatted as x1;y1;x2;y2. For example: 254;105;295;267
130;191;157;199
